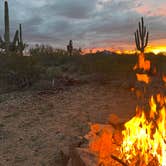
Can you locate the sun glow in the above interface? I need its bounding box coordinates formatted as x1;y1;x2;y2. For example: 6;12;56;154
147;46;166;55
82;46;166;55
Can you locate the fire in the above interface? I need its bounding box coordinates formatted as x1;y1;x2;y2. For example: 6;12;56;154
85;123;115;165
133;53;152;84
85;44;166;166
163;74;166;83
136;73;150;84
133;53;151;71
121;95;166;165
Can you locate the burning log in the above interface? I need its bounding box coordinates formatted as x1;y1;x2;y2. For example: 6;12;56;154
111;155;128;166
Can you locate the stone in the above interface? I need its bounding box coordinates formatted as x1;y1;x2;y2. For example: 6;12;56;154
68;147;123;166
108;114;120;126
69;148;97;166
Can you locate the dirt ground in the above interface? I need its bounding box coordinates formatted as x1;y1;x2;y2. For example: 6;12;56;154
0;82;138;166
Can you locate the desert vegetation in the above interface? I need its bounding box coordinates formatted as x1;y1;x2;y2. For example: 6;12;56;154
0;1;166;166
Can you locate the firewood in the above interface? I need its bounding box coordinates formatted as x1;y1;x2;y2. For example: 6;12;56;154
111;155;128;166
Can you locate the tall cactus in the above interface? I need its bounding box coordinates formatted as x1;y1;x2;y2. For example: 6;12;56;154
135;17;149;53
4;0;10;53
0;1;25;55
67;40;73;56
18;24;26;55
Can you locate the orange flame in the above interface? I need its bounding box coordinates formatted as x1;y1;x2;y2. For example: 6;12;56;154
121;95;166;165
85;124;115;165
162;74;166;83
136;73;151;84
86;46;166;165
133;53;151;71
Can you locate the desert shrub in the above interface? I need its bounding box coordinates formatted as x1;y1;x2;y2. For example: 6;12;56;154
44;66;63;81
0;49;166;92
0;56;45;89
29;44;54;56
29;44;68;57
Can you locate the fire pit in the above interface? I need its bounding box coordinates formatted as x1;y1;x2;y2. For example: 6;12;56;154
67;93;166;166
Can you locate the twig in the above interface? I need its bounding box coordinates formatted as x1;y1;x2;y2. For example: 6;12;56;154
111;155;128;166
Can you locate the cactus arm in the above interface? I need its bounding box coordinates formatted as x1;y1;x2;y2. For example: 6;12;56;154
19;24;23;44
13;30;19;45
144;31;149;48
18;24;25;55
136;30;141;51
136;30;140;50
134;32;138;49
141;17;144;36
0;35;3;43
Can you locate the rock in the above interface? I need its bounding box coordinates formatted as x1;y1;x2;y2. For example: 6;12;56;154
84;123;114;141
68;147;123;166
108;114;120;126
108;114;126;130
68;148;98;166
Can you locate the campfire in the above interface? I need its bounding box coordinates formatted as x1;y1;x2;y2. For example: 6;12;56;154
67;18;166;166
120;95;166;165
83;23;166;165
84;58;166;166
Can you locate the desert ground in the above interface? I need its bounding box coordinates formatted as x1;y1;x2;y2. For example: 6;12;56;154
0;80;139;166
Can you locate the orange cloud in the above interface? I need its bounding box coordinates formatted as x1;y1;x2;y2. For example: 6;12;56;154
82;45;166;55
135;2;166;16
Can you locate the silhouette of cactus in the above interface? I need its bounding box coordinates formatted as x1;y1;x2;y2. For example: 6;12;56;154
134;17;149;53
0;1;25;55
4;0;10;53
18;24;26;55
67;40;73;56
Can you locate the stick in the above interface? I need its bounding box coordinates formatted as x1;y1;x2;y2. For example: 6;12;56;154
111;155;128;166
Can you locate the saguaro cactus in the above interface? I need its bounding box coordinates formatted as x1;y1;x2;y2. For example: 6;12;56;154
18;24;26;55
4;0;10;53
135;17;149;53
67;40;73;56
134;17;150;71
0;1;25;55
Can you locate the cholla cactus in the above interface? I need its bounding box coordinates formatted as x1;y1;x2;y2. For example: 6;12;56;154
134;17;149;53
67;40;73;56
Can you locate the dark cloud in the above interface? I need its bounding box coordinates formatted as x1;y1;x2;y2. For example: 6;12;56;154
53;0;97;19
0;0;165;50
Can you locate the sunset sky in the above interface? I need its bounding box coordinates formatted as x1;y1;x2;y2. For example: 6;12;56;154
0;0;166;53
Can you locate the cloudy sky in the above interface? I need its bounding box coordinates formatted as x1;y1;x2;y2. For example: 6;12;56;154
0;0;166;51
